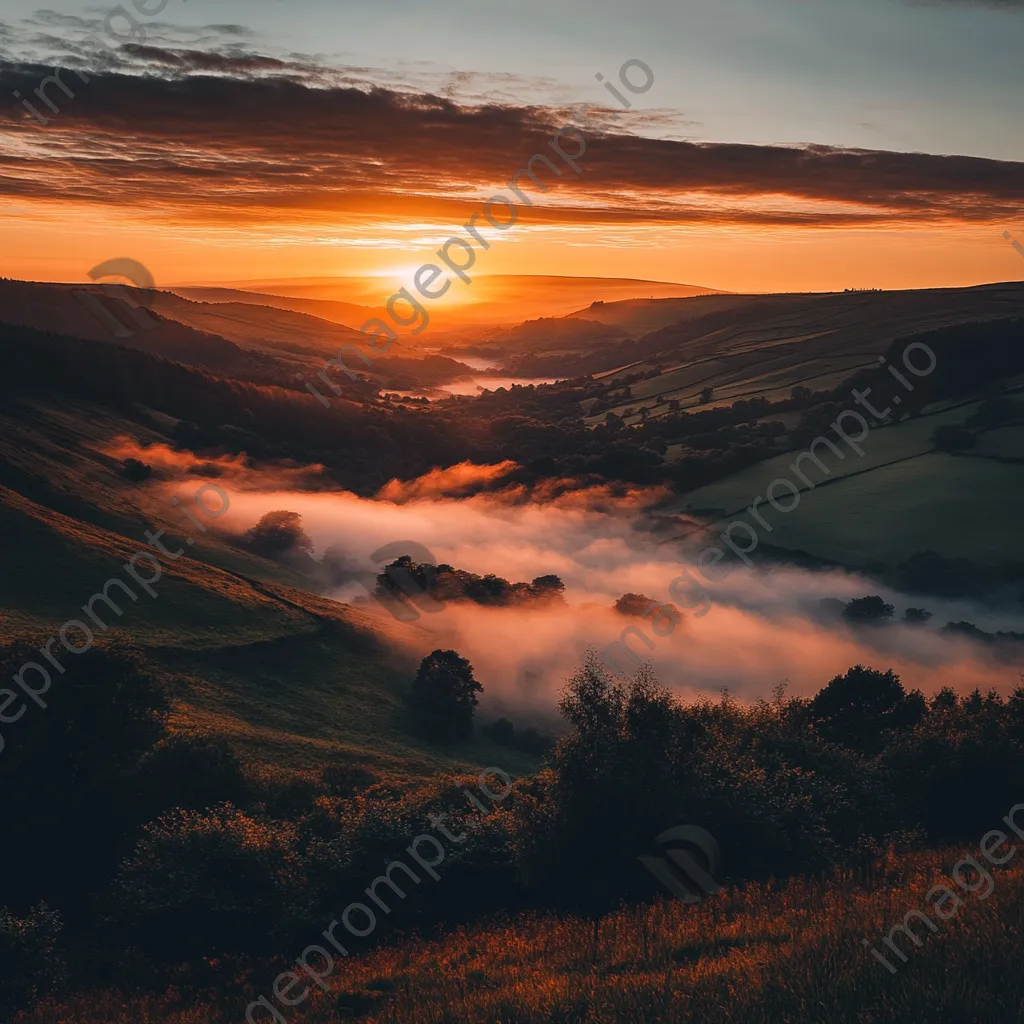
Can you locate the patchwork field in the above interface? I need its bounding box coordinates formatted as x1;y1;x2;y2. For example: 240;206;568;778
671;396;1024;568
582;283;1024;423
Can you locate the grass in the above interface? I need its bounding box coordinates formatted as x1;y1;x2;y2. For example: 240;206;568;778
675;402;980;516
668;398;1024;568
584;283;1024;425
21;843;1024;1023
721;451;1024;568
0;400;538;784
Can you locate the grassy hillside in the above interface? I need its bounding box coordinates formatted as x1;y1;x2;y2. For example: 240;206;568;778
0;397;534;783
584;282;1024;423
148;293;368;362
20;843;1024;1023
0;280;291;385
671;390;1024;568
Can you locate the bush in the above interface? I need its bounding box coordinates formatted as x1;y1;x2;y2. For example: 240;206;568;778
134;733;250;820
0;903;64;1014
508;656;862;909
0;643;169;913
304;775;520;931
109;805;306;959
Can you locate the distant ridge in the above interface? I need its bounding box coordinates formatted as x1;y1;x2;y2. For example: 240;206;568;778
170;274;727;327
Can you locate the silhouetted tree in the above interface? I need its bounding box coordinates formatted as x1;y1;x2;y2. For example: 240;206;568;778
242;510;314;557
808;665;922;754
614;593;655;617
530;574;566;603
842;595;895;625
903;607;933;624
410;649;483;742
120;457;151;482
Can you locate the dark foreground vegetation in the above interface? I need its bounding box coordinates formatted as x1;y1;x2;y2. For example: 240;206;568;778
23;846;1024;1023
3;640;1024;1019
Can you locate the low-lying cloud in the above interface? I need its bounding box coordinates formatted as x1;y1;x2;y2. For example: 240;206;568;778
128;446;1024;718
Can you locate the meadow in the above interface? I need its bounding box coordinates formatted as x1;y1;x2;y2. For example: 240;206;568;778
20;843;1024;1024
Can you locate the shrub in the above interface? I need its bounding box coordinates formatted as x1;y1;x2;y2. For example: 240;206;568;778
0;643;169;913
134;733;250;820
508;656;862;909
109;805;306;959
0;903;64;1014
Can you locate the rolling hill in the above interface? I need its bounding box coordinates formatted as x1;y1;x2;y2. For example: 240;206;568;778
0;390;534;783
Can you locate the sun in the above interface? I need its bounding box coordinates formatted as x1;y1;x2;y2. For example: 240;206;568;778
371;262;424;282
367;260;481;308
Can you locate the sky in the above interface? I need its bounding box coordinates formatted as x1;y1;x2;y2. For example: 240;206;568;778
2;0;1024;293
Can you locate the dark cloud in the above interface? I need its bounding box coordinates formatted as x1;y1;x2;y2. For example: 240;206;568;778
0;61;1022;228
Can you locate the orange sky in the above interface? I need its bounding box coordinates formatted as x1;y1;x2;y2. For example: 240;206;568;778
3;204;1021;297
2;68;1023;296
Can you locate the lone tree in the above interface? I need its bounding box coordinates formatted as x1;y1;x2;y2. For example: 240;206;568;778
410;649;483;742
614;593;656;617
842;595;895;625
242;511;314;559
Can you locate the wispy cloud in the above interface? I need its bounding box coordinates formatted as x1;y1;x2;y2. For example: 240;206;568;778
1;58;1022;230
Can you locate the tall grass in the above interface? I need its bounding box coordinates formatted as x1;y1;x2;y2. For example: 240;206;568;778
22;844;1024;1023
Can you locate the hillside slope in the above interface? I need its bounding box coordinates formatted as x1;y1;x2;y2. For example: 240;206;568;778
0;395;532;781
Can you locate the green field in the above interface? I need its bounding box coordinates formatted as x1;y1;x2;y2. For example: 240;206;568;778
676;402;981;516
709;451;1024;566
671;395;1024;567
583;283;1024;425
